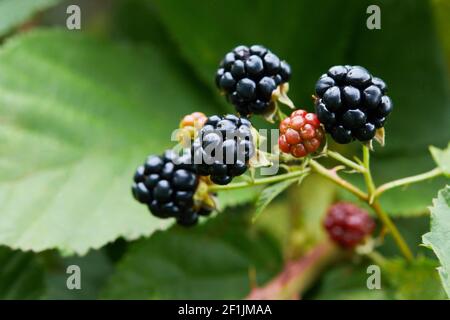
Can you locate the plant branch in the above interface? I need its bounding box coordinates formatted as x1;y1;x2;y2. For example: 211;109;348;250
362;145;376;197
246;241;340;300
309;159;368;200
208;168;311;192
361;145;414;262
371;200;414;261
326;150;366;173
373;167;443;200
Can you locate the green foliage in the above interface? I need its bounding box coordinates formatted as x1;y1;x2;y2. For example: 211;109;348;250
384;257;446;300
422;186;450;298
430;143;450;176
0;29;222;254
0;0;62;36
0;246;44;299
43;250;113;299
253;178;299;221
102;209;282;299
307;262;388;300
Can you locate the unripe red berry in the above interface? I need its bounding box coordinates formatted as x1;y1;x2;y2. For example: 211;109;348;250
323;202;375;249
278;109;324;158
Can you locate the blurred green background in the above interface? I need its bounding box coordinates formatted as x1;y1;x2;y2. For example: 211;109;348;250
0;0;448;299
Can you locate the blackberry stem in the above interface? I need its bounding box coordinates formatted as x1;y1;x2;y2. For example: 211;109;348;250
361;145;414;262
326;150;366;172
372;167;443;200
308;160;368;200
208;168;311;192
362;146;377;197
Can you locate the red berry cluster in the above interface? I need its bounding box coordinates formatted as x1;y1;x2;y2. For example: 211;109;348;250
323;202;375;249
278;110;324;158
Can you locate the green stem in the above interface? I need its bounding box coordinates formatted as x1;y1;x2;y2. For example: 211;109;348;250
208;168;311;192
326;150;366;173
371;201;414;262
309;160;368;200
373;167;443;199
362;146;376;197
361;145;414;262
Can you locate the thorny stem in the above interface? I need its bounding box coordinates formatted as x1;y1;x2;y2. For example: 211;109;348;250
208;168;311;192
373;167;443;200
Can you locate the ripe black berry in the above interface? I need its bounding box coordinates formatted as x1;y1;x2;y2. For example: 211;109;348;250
323;202;376;249
192;114;254;185
314;65;393;143
132;150;211;227
216;45;291;116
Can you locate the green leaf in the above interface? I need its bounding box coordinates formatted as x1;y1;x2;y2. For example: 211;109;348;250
422;185;450;298
102;209;282;299
0;246;45;299
217;186;262;211
253;178;299;222
0;29;221;254
384;257;447;300
43;249;114;299
307;262;388;300
430;143;450;176
0;0;62;36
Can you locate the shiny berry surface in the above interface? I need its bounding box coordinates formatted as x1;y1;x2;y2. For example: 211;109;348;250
132;150;209;227
216;45;291;116
278;109;324;158
314;65;393;144
192;114;254;185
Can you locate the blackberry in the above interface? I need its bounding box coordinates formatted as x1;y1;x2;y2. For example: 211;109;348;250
314;65;393;144
323;202;375;249
131;150;210;227
192;114;255;185
216;45;291;116
278;110;324;158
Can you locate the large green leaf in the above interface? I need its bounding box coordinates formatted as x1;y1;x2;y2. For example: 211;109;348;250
422;185;450;298
0;29;222;254
102;209;282;299
0;0;61;36
43;250;114;299
383;257;447;300
0;246;45;299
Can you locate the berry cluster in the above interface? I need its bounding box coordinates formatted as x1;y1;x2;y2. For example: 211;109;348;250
216;45;291;116
315;65;393;144
323;202;375;248
192;114;254;185
278;110;324;158
132;150;212;226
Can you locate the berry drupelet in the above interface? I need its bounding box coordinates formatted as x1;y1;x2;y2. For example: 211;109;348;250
314;65;393;144
278;109;324;158
192;114;255;185
132;150;212;227
323;202;376;249
215;45;291;116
